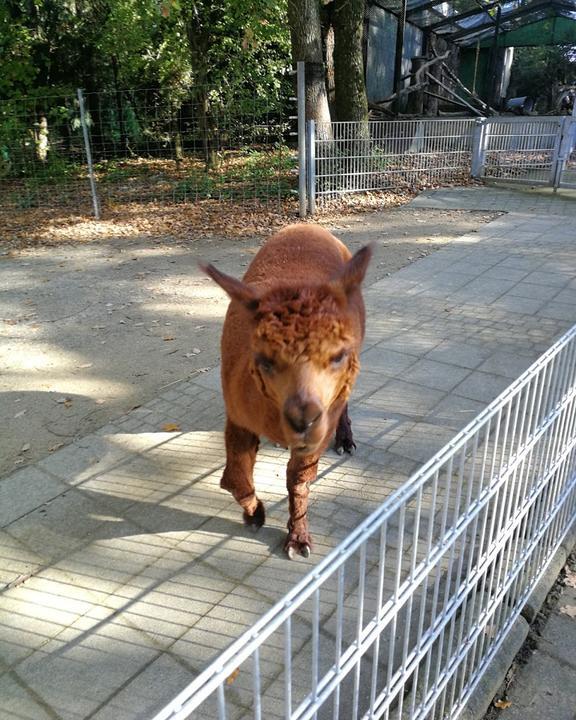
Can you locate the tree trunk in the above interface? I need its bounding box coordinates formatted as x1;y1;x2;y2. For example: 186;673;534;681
287;0;332;140
183;8;218;171
111;55;128;154
332;0;369;188
332;0;368;124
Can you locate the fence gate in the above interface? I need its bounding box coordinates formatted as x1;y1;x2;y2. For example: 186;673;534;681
300;115;576;214
474;116;576;190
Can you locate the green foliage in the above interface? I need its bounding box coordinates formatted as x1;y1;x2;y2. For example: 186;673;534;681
510;46;576;109
0;6;37;95
173;144;296;201
0;1;294;204
0;0;291;105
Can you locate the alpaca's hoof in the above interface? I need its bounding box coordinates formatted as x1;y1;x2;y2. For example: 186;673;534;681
335;437;356;456
284;533;312;560
243;499;265;530
286;543;311;560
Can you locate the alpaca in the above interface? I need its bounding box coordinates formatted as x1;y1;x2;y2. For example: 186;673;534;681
201;224;371;559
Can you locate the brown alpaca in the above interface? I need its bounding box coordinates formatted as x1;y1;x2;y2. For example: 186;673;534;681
201;224;371;559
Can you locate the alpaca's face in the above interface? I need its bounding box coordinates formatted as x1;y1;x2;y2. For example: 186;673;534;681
252;345;359;455
250;287;360;455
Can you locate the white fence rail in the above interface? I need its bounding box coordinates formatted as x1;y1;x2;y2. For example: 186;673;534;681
153;323;576;720
306;116;576;211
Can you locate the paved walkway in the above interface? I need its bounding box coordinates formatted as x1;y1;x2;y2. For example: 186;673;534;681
2;184;576;719
499;553;576;720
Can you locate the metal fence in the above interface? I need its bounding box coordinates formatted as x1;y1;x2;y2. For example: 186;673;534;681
310;118;478;203
0;85;296;215
153;323;576;720
305;115;576;211
477;117;563;186
3;81;576;220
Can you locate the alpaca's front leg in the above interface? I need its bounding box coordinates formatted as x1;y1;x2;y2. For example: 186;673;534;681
334;402;356;455
221;418;265;528
284;453;319;559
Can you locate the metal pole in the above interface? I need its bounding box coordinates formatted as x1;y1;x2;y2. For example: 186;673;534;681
552;117;571;191
489;6;502;109
306;120;316;216
77;88;101;220
471;118;487;178
393;0;408;114
297;61;307;219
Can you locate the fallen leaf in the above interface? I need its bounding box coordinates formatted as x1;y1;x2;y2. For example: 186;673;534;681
484;624;497;639
564;569;576;589
226;668;240;685
78;363;93;369
162;423;181;432
559;604;576;618
163;335;175;342
7;573;32;589
14;410;27;419
494;699;512;709
49;443;64;452
20;443;30;453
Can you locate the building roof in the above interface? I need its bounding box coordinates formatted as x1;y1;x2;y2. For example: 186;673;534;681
371;0;576;46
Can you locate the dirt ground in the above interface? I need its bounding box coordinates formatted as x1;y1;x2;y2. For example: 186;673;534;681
0;201;499;479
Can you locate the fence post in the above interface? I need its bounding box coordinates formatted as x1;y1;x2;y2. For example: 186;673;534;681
306;120;316;216
552;116;572;191
77;88;101;220
470;117;487;179
297;61;307;219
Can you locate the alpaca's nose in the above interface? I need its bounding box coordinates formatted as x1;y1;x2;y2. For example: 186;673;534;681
284;395;322;435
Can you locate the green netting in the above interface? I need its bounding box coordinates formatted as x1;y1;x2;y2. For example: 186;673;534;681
477;15;576;46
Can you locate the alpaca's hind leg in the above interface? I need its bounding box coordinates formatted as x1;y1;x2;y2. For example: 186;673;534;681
284;453;318;559
334;403;356;455
221;418;265;529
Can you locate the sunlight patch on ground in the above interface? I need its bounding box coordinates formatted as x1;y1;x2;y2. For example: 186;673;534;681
2;371;131;400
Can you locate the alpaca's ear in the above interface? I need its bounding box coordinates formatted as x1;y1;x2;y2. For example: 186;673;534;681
200;263;259;310
332;244;373;296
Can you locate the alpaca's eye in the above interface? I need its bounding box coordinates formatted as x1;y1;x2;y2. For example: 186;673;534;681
255;354;275;373
330;350;347;367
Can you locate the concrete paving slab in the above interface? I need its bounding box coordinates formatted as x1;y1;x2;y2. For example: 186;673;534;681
0;673;57;720
2;186;576;719
495;646;576;720
0;466;68;527
538;570;576;668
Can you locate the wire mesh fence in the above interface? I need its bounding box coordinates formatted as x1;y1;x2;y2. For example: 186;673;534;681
0;92;95;212
0;84;297;215
479;117;563;185
3;95;576;221
305;116;576;211
153;322;576;720
312;119;478;201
